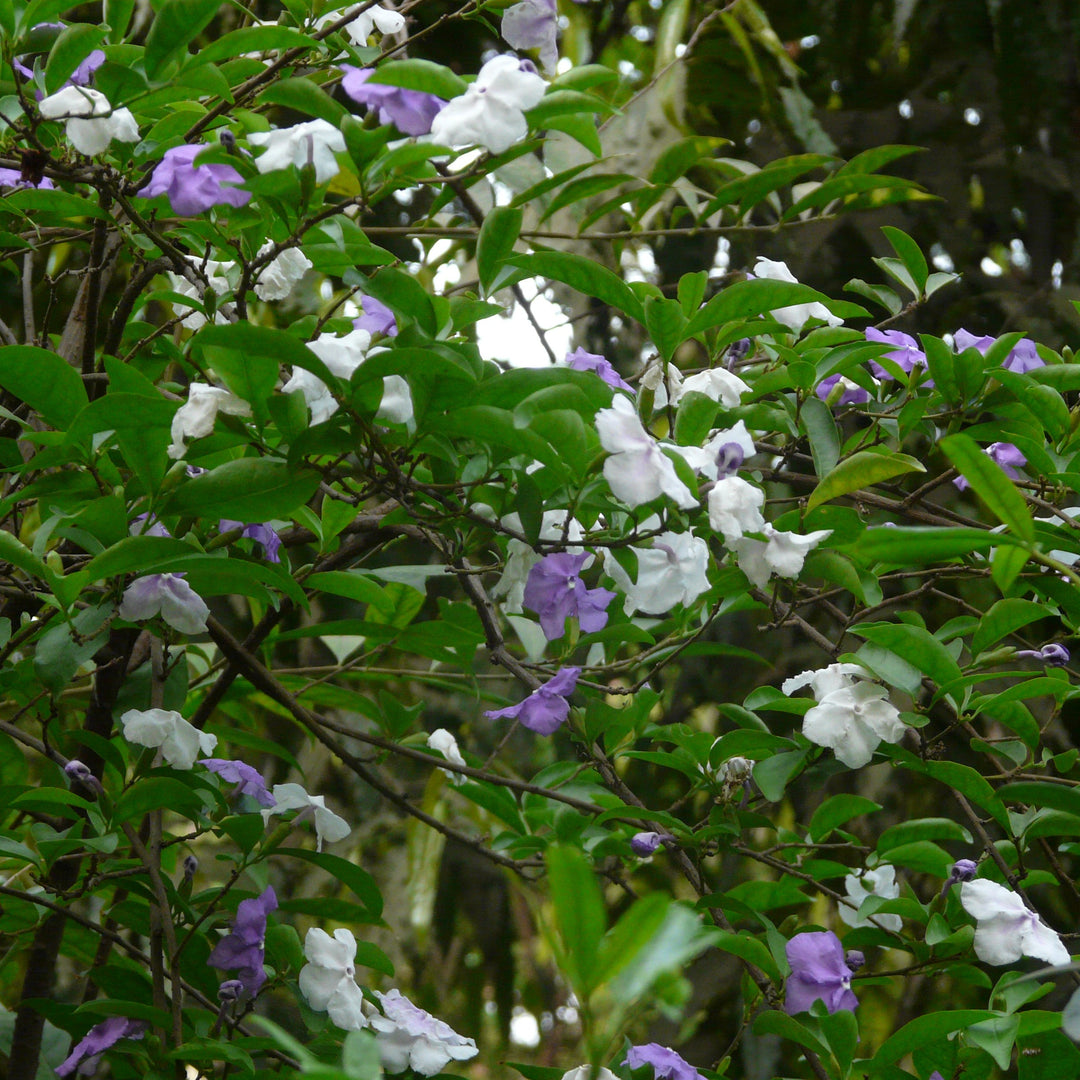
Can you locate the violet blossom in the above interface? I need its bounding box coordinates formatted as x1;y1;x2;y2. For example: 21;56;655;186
485;667;580;735
354;295;399;337
952;442;1026;492
138;144;250;216
207;885;278;995
865;327;928;381
369;989;479;1074
954;328;1044;373
623;1043;704;1080
501;0;559;72
118;573;210;635
0;167;54;189
784;931;858;1015
565;347;633;392
1016;643;1070;666
219;520;282;563
522;553;615;639
200;758;275;807
816;373;871;406
56;1016;145;1077
340;67;446;136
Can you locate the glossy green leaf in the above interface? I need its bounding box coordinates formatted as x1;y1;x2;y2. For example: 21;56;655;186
941;433;1034;542
807;450;924;511
545;844;605;994
44;23;106;93
162;459;320;522
0;345;89;430
144;0;221;73
477;206;523;295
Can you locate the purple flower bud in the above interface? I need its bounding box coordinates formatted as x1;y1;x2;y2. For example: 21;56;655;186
218;979;244;1002
56;1017;146;1077
715;442;744;478
1016;643;1070;667
219;520;282;563
64;759;94;784
630;831;674;856
484;667;581;735
784;931;858;1015
183;854;199;880
844;949;865;972
951;859;978;882
565;347;634;392
137;144;251;217
725;338;752;368
340;66;447;136
522;552;616;640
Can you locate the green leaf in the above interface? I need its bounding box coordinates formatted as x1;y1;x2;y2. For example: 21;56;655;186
644;296;686;362
0;529;50;584
801;396;840;479
189;24;315;66
850;622;961;689
870;1011;997;1072
114;777;208;823
0;345;89;430
877;817;972;852
162;459;320;522
508;252;645;325
44;23;106;93
272;851;382;917
807;450;924;511
684;280;866;339
784;174;928;221
851;525;1016;564
809;794;882;842
940;433;1034;542
257;76;348;126
881;226;928;293
753;750;806;801
477;205;523;296
996;782;1080;816
967;1015;1020;1071
364;59;467;100
144;0;222;74
709;929;781;980
361;268;438;338
545;844;605;995
971;598;1047;657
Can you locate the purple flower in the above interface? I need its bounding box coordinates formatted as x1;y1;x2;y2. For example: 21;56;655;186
118;573;210;635
1016;643;1070;667
129;512;171;538
784;931;858;1015
623;1043;704;1080
219;520;282;563
816;373;871;406
865;327;928;381
954;328;1044;374
630;831;674;856
522;552;616;640
340;67;446;136
485;667;580;734
354;295;399;337
565;347;634;392
501;0;559;71
138;144;251;217
952;442;1026;491
207;885;278;996
56;1016;146;1077
13;35;104;97
0;167;55;189
200;758;275;807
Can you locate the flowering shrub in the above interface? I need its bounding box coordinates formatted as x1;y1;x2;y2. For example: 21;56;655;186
0;4;1078;1080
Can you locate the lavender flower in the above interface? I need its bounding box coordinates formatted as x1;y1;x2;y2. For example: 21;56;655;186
219;520;282;563
954;328;1044;373
138;144;250;216
118;573;210;635
369;989;479;1074
865;327;928;381
0;167;55;189
207;885;278;996
1016;643;1070;667
485;667;580;735
565;347;634;392
953;442;1026;492
630;831;674;856
200;758;275;807
522;552;616;639
785;931;858;1014
354;295;399;337
340;67;446;136
816;373;871;406
129;512;171;538
501;0;559;71
623;1043;704;1080
56;1017;146;1077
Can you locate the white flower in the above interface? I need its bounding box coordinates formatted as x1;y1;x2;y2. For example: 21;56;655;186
120;708;217;770
430;54;546;155
641;356;684;411
262;783;350;851
561;1068;619;1080
369;989;478;1075
166;257;237;331
603;531;710;615
427;729;467;785
595;395;697;509
679;368;751;407
249;120;346;184
752;257;843;332
708;477;765;544
674;420;757;481
254;244;313;301
960;879;1070;966
784;663;905;769
493;511;586;613
732;523;831;588
118;573;211;634
298;928;368;1029
167;382;251;458
315;3;405;46
39;86;139;155
839;865;903;932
